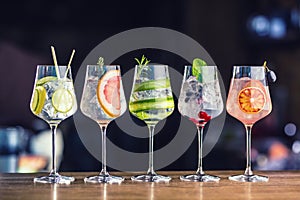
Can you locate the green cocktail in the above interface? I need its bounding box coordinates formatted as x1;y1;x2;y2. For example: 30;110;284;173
129;78;174;125
129;63;175;182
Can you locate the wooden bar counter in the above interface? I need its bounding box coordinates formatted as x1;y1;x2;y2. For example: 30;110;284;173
1;171;300;199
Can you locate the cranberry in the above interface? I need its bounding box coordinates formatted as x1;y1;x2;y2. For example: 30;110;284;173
198;111;211;122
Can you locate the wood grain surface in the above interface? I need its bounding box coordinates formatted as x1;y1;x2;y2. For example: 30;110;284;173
1;171;300;200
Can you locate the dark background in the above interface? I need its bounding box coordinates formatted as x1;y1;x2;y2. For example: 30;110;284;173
1;0;300;172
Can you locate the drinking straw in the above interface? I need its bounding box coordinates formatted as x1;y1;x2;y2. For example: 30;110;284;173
263;60;270;71
51;46;61;79
64;49;75;79
263;61;267;67
68;50;75;68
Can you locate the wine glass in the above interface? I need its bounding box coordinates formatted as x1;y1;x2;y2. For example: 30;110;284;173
30;65;77;184
226;66;272;182
80;65;127;184
129;65;175;182
178;65;223;182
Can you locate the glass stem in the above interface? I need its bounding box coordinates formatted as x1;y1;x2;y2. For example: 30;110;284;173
50;124;58;176
196;125;205;175
244;125;253;176
147;125;156;175
99;124;109;176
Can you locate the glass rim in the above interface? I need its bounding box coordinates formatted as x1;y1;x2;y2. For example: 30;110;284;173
185;65;217;67
37;65;68;67
135;64;168;67
233;65;265;68
86;64;120;67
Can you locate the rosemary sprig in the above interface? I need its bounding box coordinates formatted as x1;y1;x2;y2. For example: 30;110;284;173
97;57;104;66
135;55;150;66
135;55;151;78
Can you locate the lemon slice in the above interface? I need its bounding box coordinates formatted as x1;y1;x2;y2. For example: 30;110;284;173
97;70;121;117
31;86;46;115
36;76;57;86
52;88;74;113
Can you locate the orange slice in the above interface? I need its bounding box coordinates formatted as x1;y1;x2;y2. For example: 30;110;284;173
245;79;265;90
97;70;121;117
238;86;266;114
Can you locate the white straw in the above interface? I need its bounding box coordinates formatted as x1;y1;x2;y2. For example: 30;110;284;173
64;49;75;79
51;46;60;79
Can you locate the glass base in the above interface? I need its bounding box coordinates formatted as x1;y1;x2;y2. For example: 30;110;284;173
180;173;220;182
84;175;124;184
131;174;171;182
34;173;75;184
229;174;269;182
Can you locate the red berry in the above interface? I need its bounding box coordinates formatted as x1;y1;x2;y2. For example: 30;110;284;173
198;111;207;119
198;111;211;122
205;115;211;121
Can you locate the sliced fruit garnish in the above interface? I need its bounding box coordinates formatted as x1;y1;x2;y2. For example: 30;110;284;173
133;79;171;92
31;86;46;115
192;58;207;82
245;79;265;88
129;97;174;113
36;76;57;86
97;70;121;117
238;86;266;114
52;88;74;113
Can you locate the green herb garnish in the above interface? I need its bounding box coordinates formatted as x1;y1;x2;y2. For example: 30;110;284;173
135;55;151;77
135;55;150;66
192;58;207;82
97;57;104;66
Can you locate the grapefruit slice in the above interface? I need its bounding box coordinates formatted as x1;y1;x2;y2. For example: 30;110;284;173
31;86;46;115
238;86;266;114
97;70;121;117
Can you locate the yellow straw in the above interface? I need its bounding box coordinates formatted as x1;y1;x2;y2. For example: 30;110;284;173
263;60;269;71
263;61;267;67
51;46;60;78
64;49;75;79
67;50;75;68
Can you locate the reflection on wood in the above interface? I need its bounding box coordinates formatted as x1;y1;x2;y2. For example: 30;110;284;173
0;171;300;200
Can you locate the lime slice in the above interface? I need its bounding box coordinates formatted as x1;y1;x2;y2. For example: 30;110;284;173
192;58;207;82
36;76;57;86
52;88;74;113
129;97;174;113
31;86;46;115
133;79;171;92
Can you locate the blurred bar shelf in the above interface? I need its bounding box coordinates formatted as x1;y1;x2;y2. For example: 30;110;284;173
1;171;300;199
